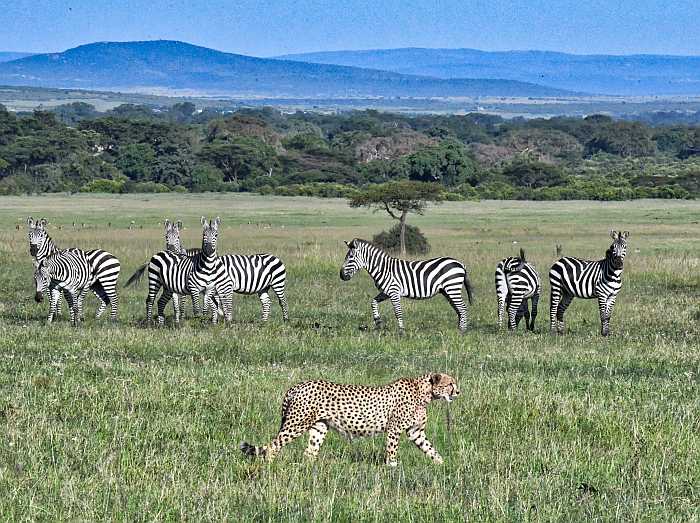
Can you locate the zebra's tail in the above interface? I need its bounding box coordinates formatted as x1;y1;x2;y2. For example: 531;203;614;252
464;272;474;305
519;248;526;262
125;263;148;288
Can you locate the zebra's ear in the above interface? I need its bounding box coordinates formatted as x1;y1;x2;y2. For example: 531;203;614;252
213;216;221;229
164;219;171;231
344;240;350;248
38;218;47;229
201;216;207;227
176;220;183;231
610;230;617;240
622;231;629;239
27;217;35;228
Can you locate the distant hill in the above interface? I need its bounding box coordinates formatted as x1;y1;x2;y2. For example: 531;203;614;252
0;40;574;98
277;48;700;96
0;52;34;63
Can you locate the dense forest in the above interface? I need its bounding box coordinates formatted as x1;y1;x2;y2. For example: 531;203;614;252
0;101;698;199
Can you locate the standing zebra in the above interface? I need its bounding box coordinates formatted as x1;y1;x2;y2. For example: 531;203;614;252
126;219;222;325
340;239;473;333
549;231;629;336
188;217;234;324
27;217;120;321
495;248;541;331
34;250;93;326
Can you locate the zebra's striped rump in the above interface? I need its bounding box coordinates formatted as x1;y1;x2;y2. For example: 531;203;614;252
495;248;541;331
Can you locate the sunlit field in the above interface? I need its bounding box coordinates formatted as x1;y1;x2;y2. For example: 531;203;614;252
0;194;698;520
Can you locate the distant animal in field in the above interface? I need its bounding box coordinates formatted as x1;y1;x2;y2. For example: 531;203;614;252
549;230;629;336
240;373;459;466
339;239;473;333
27;217;120;321
495;248;541;331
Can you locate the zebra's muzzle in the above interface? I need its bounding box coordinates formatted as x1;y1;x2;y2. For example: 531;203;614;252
612;257;624;269
203;244;214;256
339;268;351;281
30;245;38;256
34;292;44;303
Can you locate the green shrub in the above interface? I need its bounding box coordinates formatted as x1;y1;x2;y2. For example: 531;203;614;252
373;223;430;255
128;181;171;193
80;178;125;193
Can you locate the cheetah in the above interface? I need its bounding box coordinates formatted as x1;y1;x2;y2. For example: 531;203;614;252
240;373;459;466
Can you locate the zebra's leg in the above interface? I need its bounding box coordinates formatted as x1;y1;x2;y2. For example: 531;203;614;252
549;287;561;334
442;287;468;333
258;291;272;322
528;293;540;332
157;290;173;326
371;293;389;328
146;281;161;326
497;291;507;329
47;288;61;323
64;291;79;327
515;300;530;329
172;293;182;326
271;282;289;321
598;294;617;336
187;282;202;317
304;421;328;459
508;294;524;330
556;294;574;334
389;294;405;333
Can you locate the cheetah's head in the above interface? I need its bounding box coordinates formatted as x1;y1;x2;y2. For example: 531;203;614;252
430;373;460;403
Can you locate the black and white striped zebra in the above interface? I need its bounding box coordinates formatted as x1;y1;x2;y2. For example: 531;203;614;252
125;219;212;325
27;217;121;321
495;248;541;331
340;239;473;332
34;250;93;326
187;217;234;323
549;230;629;336
220;254;289;322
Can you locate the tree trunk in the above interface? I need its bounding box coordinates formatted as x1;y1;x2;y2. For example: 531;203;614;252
399;210;408;256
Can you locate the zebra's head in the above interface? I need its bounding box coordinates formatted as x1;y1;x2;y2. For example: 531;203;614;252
27;217;48;258
340;239;367;281
607;230;630;269
200;216;221;256
33;259;50;302
164;219;184;253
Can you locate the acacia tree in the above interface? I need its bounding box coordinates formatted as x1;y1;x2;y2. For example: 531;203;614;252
349;180;445;256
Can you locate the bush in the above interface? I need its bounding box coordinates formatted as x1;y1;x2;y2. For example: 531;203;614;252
80;178;125;193
373;223;430;255
128;181;171;193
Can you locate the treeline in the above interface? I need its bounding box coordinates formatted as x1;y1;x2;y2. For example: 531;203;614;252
0;101;698;199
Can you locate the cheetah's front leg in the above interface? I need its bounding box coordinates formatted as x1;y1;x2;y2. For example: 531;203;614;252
384;420;403;467
407;424;443;464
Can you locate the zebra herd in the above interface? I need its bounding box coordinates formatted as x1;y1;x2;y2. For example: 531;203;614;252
26;216;630;336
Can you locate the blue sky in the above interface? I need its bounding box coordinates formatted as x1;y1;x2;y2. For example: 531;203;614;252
3;0;700;56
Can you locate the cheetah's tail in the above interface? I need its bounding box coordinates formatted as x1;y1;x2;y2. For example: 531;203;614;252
240;442;265;458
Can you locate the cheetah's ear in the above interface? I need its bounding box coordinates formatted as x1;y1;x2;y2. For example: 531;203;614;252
430;373;442;386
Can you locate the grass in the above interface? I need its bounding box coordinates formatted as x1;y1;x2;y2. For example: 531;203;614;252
0;194;698;521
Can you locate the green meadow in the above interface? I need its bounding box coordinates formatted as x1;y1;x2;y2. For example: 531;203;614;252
0;194;698;521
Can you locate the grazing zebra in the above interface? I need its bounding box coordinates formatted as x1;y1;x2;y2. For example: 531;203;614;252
27;217;120;321
495;248;541;331
549;230;629;336
188;217;234;323
125;219;221;325
340;239;473;333
34;250;93;326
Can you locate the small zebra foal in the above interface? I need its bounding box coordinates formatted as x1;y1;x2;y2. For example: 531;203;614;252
495;248;541;331
340;239;473;333
549;230;629;336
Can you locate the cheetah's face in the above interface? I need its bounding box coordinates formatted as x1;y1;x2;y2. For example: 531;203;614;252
430;373;460;403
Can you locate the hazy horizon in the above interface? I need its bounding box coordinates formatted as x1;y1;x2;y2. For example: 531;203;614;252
3;0;700;57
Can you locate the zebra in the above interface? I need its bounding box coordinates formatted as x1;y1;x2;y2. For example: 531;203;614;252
549;230;629;336
339;239;473;333
187;217;234;324
495;248;541;331
125;219;221;325
219;254;289;322
34;250;93;326
27;217;121;321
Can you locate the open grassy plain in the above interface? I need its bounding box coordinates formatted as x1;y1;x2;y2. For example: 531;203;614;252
0;194;698;521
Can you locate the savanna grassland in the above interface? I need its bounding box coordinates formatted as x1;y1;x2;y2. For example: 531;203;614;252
0;194;698;521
